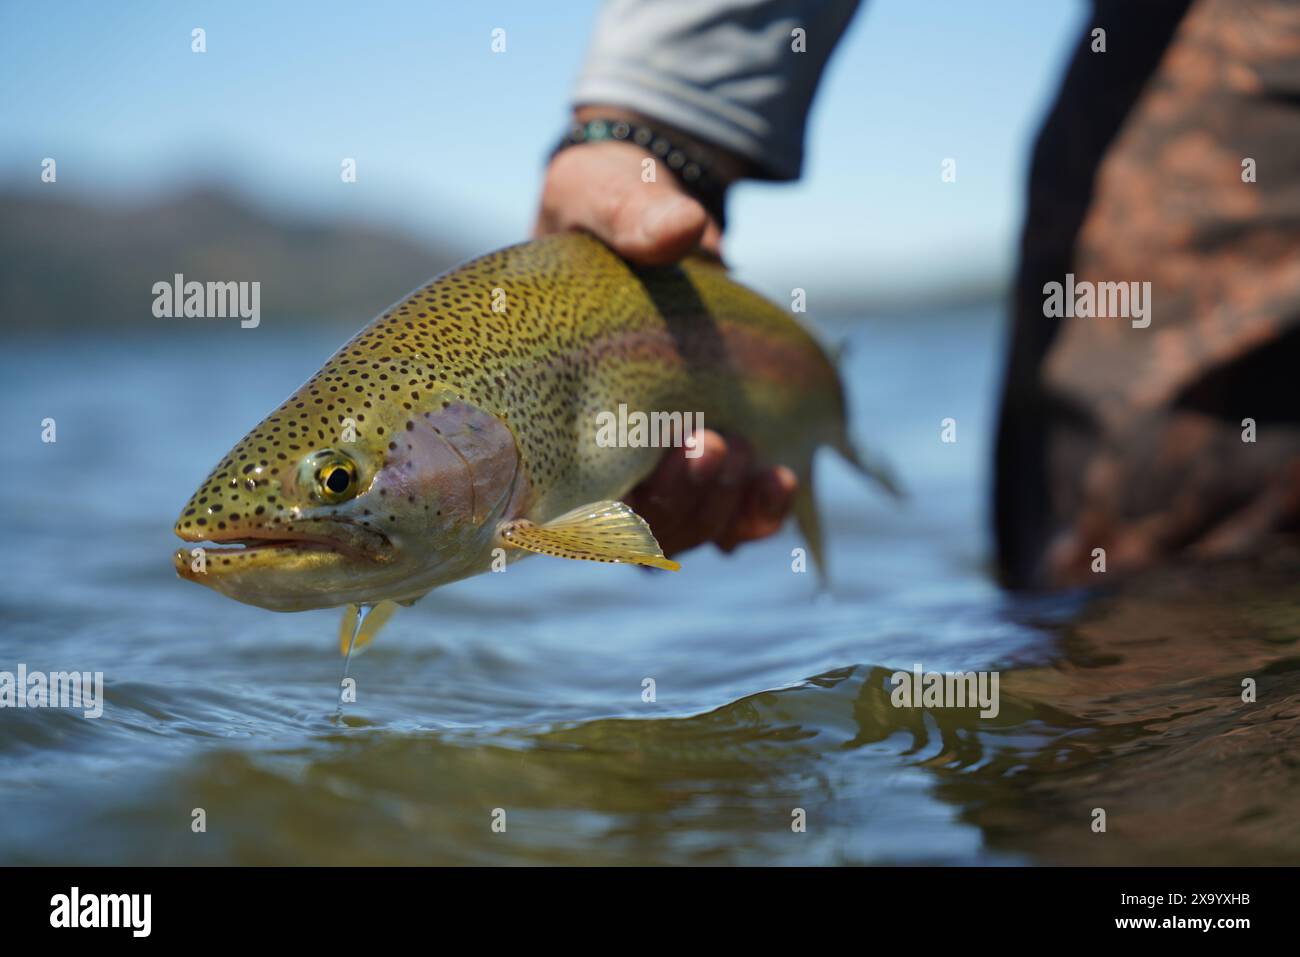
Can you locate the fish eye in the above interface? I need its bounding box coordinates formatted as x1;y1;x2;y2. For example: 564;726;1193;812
304;450;360;504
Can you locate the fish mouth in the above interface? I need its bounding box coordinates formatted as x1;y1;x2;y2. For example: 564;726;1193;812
174;521;392;565
188;537;336;556
172;519;399;609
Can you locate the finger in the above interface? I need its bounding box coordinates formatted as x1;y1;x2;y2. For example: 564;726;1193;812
700;219;724;260
538;145;709;265
626;436;721;556
684;429;727;486
620;194;709;265
625;443;689;524
692;436;752;548
719;466;797;549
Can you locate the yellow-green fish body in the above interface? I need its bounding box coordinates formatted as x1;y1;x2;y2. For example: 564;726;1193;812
174;234;883;618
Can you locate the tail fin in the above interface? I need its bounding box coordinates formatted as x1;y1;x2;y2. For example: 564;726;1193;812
793;438;902;591
834;435;904;501
792;458;829;589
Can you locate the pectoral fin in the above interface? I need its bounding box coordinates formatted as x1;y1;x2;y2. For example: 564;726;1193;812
498;500;680;571
337;599;400;656
338;603;361;656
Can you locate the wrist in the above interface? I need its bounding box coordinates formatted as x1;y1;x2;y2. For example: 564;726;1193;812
559;108;739;229
571;106;749;186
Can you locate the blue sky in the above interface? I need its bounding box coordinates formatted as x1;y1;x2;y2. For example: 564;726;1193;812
1;1;1086;299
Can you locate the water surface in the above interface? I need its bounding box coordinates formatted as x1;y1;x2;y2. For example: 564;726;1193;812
2;307;1297;865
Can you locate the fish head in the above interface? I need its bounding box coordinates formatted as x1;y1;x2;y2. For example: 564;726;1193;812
174;374;521;611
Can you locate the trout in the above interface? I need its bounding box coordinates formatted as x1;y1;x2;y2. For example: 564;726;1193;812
173;234;891;650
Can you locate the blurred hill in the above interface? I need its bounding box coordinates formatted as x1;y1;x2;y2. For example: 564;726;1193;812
0;186;468;336
0;186;1006;337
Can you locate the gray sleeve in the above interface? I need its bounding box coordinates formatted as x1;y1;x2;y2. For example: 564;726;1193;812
571;0;862;181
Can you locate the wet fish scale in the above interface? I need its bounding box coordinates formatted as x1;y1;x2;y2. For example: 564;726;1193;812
174;233;876;613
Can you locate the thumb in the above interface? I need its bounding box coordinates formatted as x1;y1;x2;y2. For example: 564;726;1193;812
622;194;709;265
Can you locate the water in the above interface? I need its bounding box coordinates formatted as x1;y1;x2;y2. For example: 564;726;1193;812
3;307;1298;865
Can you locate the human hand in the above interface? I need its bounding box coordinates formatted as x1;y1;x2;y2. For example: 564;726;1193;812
534;137;723;266
622;432;798;559
534;108;796;558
